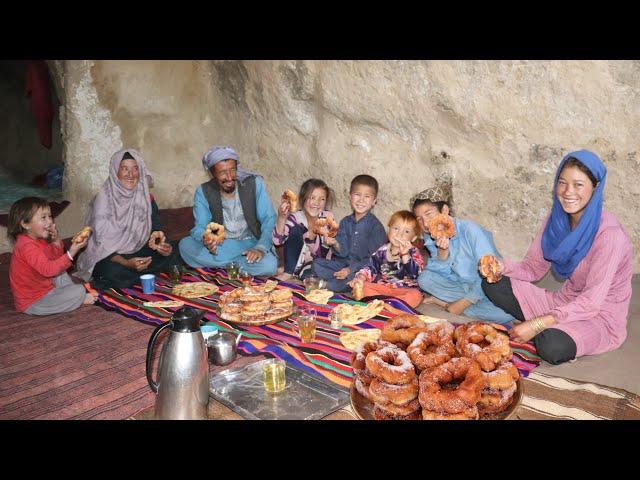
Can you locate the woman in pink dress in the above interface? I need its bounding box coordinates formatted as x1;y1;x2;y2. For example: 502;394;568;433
481;150;633;365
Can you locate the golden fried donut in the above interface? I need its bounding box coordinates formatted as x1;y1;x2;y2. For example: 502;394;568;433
381;314;428;346
456;322;512;372
269;289;293;302
422;405;479;420
203;222;225;244
418;357;484;414
479;254;502;284
428;213;455;240
72;226;93;244
314;216;339;238
375;398;421;416
365;346;416;385
373;404;421;420
478;382;517;415
369;377;419;406
354;377;373;401
282;189;298;212
483;361;519;390
407;327;457;371
351;341;396;385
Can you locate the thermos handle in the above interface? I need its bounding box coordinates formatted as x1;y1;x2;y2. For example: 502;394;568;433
146;322;171;393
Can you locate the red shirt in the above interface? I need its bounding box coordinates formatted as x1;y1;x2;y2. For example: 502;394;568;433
9;234;72;312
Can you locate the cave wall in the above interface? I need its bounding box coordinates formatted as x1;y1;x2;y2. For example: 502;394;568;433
43;60;640;272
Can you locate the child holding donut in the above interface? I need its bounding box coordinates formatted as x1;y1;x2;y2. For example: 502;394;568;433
272;178;335;280
312;174;387;292
8;197;97;315
348;210;424;308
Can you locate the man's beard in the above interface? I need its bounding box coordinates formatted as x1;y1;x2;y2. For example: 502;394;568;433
221;182;236;194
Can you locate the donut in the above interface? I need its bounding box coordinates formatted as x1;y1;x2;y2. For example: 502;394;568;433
374;398;421;416
373;403;422;420
314;216;339;238
478;382;517;416
381;314;428;346
483;361;519;390
418;357;484;414
422;406;479;420
407;327;457;371
269;289;293;302
354;377;373;401
365;346;416;385
351;341;396;385
72;226;92;244
282;190;298;212
203;222;225;244
369;377;419;406
479;254;502;284
455;322;512;372
427;213;455;240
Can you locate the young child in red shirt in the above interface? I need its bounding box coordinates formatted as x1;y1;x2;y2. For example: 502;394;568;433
8;197;97;315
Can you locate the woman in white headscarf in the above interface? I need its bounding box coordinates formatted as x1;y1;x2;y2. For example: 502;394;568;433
75;149;182;289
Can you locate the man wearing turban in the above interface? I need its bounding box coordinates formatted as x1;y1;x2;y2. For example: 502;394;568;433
178;146;278;276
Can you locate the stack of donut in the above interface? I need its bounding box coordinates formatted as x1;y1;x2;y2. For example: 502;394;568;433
350;316;520;420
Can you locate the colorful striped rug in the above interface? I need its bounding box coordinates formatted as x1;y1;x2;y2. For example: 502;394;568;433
93;267;541;389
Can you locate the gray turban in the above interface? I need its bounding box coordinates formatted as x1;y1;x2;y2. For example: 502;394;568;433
202;145;240;170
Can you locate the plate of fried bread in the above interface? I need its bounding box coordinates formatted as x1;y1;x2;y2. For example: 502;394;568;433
218;283;295;326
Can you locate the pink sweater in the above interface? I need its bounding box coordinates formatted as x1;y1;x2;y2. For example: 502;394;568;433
503;211;633;357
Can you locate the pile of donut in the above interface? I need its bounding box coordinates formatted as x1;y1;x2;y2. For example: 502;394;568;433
352;315;520;420
219;284;294;324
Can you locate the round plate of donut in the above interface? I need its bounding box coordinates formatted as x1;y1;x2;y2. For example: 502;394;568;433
349;317;523;420
218;285;295;326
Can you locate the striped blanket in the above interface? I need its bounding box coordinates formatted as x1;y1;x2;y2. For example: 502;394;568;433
93;267;541;389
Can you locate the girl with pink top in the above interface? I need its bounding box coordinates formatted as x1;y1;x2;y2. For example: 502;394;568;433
481;150;633;365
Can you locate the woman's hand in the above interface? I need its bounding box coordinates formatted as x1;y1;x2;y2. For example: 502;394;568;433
127;256;153;272
509;321;537;343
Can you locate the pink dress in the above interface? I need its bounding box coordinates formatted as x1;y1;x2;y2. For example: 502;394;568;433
503;211;633;357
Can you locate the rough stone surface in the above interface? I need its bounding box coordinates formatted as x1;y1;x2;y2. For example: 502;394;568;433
31;60;640;272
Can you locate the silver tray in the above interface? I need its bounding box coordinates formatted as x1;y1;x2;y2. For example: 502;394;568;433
209;360;350;420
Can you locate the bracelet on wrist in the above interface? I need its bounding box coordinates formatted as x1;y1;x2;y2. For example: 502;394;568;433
66;250;74;261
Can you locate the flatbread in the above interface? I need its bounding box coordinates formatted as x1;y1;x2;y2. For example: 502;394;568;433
143;300;185;308
417;314;449;324
334;299;385;326
171;282;218;298
305;289;334;305
339;329;381;351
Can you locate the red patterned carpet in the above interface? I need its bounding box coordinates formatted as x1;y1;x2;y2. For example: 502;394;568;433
0;252;157;420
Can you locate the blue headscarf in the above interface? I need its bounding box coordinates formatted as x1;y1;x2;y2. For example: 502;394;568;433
541;149;607;279
202;145;260;182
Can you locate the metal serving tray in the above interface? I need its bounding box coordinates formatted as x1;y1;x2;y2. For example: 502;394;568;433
209;360;350;420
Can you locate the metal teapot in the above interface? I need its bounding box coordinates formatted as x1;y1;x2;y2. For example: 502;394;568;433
207;331;242;366
145;307;209;420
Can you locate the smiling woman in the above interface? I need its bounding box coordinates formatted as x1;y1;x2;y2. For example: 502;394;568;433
74;149;182;289
481;150;633;366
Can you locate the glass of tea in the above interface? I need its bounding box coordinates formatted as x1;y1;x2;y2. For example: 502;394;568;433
262;358;286;394
239;269;253;288
296;307;317;343
169;265;182;284
227;261;239;280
